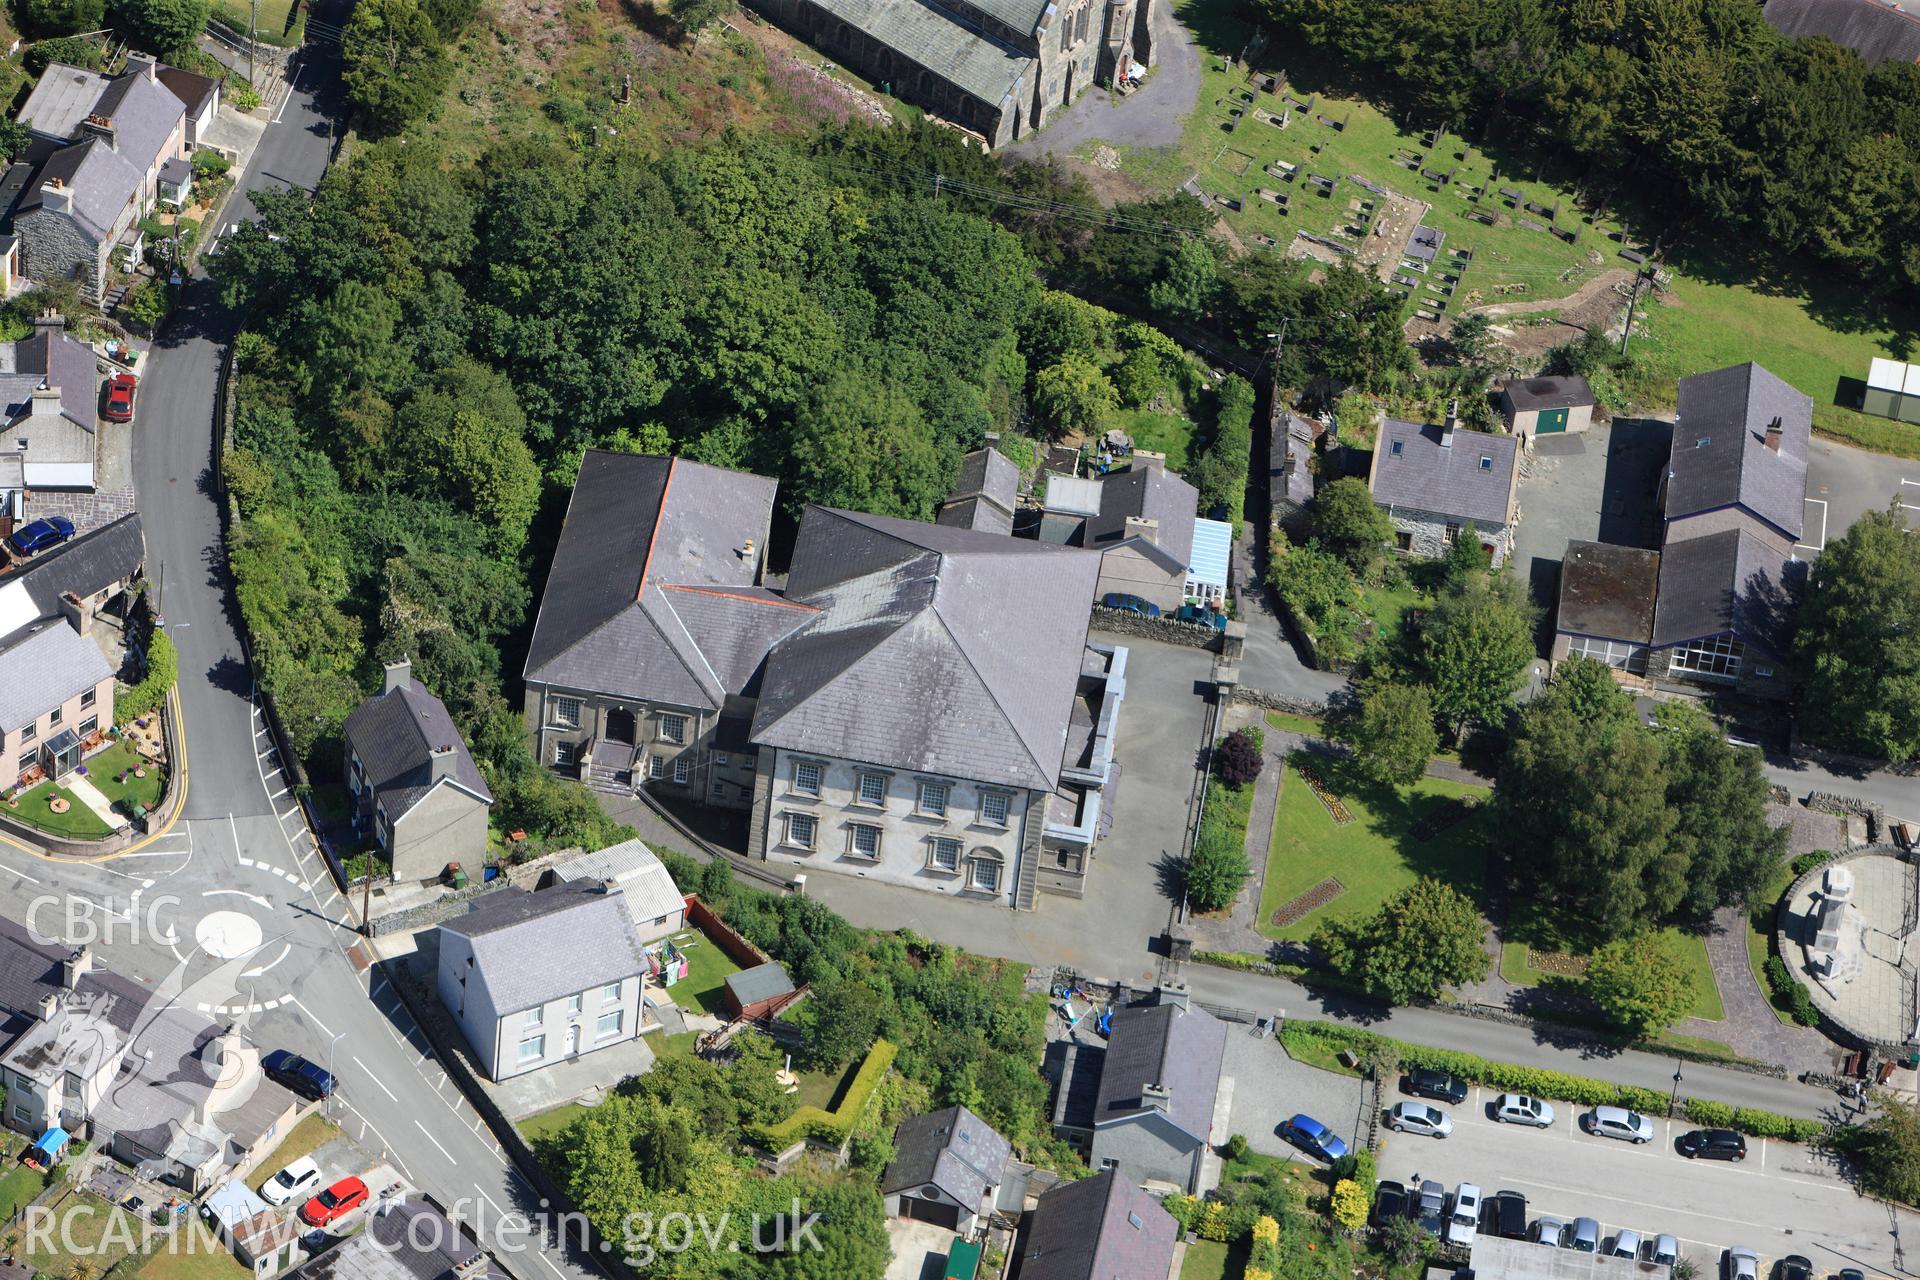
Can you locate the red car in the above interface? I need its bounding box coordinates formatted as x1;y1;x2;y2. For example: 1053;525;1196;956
103;373;136;422
299;1176;368;1227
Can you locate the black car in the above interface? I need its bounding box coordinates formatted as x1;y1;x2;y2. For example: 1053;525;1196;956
1371;1180;1410;1228
1773;1258;1812;1280
1479;1190;1527;1241
263;1049;337;1100
1676;1128;1748;1161
1401;1067;1469;1105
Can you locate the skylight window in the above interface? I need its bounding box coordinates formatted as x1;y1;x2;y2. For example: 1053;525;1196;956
1479;455;1492;471
1390;441;1404;457
1696;436;1711;448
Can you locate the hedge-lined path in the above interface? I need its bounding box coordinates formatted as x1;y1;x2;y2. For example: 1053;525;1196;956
1680;905;1834;1078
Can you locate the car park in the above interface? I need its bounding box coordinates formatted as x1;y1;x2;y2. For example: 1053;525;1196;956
1101;593;1160;618
1480;1190;1527;1240
1723;1248;1759;1280
1416;1180;1446;1235
1388;1101;1454;1138
300;1176;368;1227
1645;1235;1680;1267
1677;1128;1748;1161
1774;1256;1812;1280
1278;1114;1348;1162
263;1049;337;1101
1567;1218;1600;1253
1371;1180;1410;1228
1608;1230;1642;1260
261;1157;321;1207
1583;1105;1654;1144
103;372;136;422
1492;1093;1556;1128
1446;1184;1481;1248
1403;1067;1470;1105
9;516;74;555
1530;1216;1567;1248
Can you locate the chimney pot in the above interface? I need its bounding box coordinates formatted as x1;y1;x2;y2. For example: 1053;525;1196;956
38;992;58;1021
383;658;412;695
1764;417;1783;452
429;743;456;782
1122;515;1160;546
1441;399;1459;447
64;945;90;989
742;537;756;558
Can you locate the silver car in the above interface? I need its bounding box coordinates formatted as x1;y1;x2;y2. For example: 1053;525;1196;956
1493;1093;1556;1128
1724;1249;1760;1280
1609;1230;1642;1260
1531;1216;1568;1248
1446;1184;1482;1248
1567;1217;1601;1253
1584;1105;1655;1144
1388;1101;1454;1138
1646;1235;1681;1268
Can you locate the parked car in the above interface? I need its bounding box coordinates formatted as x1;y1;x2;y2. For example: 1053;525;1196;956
1387;1101;1454;1138
1278;1114;1348;1162
1416;1180;1446;1235
9;516;74;556
1480;1190;1527;1240
1723;1249;1760;1280
1371;1180;1410;1228
1402;1068;1469;1105
1566;1218;1600;1253
1445;1184;1481;1248
1583;1105;1655;1144
1838;1270;1866;1280
299;1176;368;1228
261;1157;321;1207
1492;1093;1556;1128
1609;1230;1642;1260
1677;1128;1747;1161
262;1049;337;1101
1644;1235;1680;1268
1530;1216;1568;1248
1101;593;1161;618
1774;1257;1813;1280
103;372;137;422
1174;603;1227;631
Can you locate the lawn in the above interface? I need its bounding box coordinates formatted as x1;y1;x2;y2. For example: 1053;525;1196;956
1500;905;1726;1023
5;779;113;838
1264;710;1325;736
519;1101;595;1146
792;1058;862;1112
247;1113;341;1195
0;1157;46;1222
670;928;746;1016
1111;408;1197;471
208;0;304;45
133;1219;254;1280
25;1191;140;1274
1181;1240;1249;1280
85;741;167;816
1256;753;1491;942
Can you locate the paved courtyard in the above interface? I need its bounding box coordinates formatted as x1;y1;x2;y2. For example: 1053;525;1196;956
1783;850;1914;1047
1226;1023;1368;1161
1803;434;1920;552
1001;0;1200;158
883;1218;959;1280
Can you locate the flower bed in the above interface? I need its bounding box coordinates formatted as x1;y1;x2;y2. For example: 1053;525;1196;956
1293;762;1353;824
1269;876;1345;928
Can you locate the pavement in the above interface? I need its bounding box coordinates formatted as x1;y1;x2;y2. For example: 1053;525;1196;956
882;1218;960;1280
1803;435;1920;553
1001;0;1200;157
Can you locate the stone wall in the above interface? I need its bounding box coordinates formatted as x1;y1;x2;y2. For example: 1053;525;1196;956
1088;606;1219;648
1387;509;1515;567
16;210;103;303
1229;686;1331;717
364;847;574;937
1804;791;1888;843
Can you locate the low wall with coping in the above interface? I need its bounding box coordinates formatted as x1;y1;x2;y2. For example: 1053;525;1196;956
1088;607;1221;649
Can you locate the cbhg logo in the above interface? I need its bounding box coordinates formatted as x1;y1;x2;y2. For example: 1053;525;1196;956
27;893;179;947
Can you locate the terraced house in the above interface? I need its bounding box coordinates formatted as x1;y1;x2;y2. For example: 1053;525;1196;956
524;451;1128;910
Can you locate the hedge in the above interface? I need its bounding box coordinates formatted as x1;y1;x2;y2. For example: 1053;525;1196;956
116;630;177;725
1282;1021;1822;1142
746;1039;897;1149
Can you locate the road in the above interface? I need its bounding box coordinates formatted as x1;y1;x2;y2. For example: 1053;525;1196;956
0;26;604;1280
1385;1085;1916;1277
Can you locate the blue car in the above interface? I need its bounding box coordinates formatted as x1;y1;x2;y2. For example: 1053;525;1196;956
1279;1113;1349;1163
10;516;74;555
1175;604;1227;632
1102;593;1161;618
262;1049;337;1101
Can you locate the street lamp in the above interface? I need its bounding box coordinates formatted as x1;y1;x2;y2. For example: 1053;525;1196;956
325;1030;345;1116
1668;1060;1683;1118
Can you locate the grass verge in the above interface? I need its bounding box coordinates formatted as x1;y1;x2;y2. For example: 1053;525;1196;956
248;1113;341;1194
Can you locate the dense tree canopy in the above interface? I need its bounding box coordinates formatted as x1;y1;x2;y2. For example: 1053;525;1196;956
1314;877;1490;1003
1795;506;1920;761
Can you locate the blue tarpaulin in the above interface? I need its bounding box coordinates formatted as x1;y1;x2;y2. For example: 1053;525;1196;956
27;1127;69;1166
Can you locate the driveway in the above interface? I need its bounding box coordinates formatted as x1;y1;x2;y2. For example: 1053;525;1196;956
1228;1027;1368;1161
1803;434;1920;553
883;1219;959;1280
1001;0;1200;157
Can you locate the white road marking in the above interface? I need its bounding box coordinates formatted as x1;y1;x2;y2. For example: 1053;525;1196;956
273;63;305;124
0;863;41;884
278;807;299;821
1796;497;1828;552
292;996;334;1038
413;1120;456;1162
476;1188;508;1218
534;1252;568;1280
268;788;288;801
353;1056;398;1101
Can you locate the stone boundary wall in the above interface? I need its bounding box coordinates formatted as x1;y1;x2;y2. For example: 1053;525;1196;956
1804;791;1889;843
1229;686;1332;717
364;848;585;937
1088;607;1220;648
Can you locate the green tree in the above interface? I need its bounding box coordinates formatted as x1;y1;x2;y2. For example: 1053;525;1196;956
1796;505;1920;761
1147;236;1220;323
1186;837;1250;913
308;280;407;397
1313;878;1490;1004
341;0;451;135
1310;477;1393;573
0;120;31;163
1841;1095;1920;1206
1422;576;1537;733
1341;682;1439;787
109;0;209;55
1660;709;1788;918
795;977;890;1069
755;1179;890;1280
787;371;949;520
399;359;541;558
1031;355;1117;438
1584;931;1694;1036
1438;520;1488;590
1449;312;1496;365
1020;290;1110;371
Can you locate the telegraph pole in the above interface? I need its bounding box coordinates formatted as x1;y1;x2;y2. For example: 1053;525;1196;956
247;0;258;90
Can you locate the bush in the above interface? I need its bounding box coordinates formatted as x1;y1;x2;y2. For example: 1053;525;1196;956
1162;1194;1202;1233
1683;1098;1734;1128
1791;850;1834;876
1330;1180;1369;1231
1332;1149;1375;1191
1185;840;1250;912
1223;1133;1250;1162
1217;728;1264;786
1789;985;1819;1027
1196;1198;1258;1242
1763;954;1821;1026
116;630;177;724
744;1039;897;1149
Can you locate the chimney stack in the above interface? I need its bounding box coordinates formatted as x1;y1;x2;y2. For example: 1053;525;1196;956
37;178;71;214
1133;449;1167;475
742;537;756;560
429;743;456;783
382;658;411;695
1764;416;1783;453
1123;515;1160;546
59;590;93;638
64;945;91;989
1140;1083;1172;1113
124;52;158;81
29;387;62;418
1155;981;1191;1011
32;311;63;334
38;992;59;1021
1441;399;1459;448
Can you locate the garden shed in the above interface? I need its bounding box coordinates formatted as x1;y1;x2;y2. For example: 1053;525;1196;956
1500;375;1596;441
1864;357;1920;424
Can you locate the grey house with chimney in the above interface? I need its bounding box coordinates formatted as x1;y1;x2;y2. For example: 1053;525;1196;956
1078;989;1228;1193
342;659;494;882
0;315;103;494
882;1105;1011;1233
435;881;651;1081
1367;410;1522;565
1014;1171;1179;1280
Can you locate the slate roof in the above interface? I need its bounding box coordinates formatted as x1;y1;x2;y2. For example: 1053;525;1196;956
155;65;219;117
1503;375;1594;412
1014;1172;1179;1280
1085;465;1197;569
287;1197;494;1280
883;1105;1012;1208
440;881;646;1015
796;0;1034;104
1668;362;1812;540
17;64;112;140
1556;541;1660;644
726;961;795;1008
342;672;493;821
1764;0;1920;65
1091;999;1226;1146
553;838;686;923
753;506;1102;792
18;68;182;244
1369;419;1519;527
88;70;184;180
0;618;113;734
1652;528;1804;657
0;325;101;442
935;495;1015;536
523;453;780;704
948;447;1020;516
0;916;147;1046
